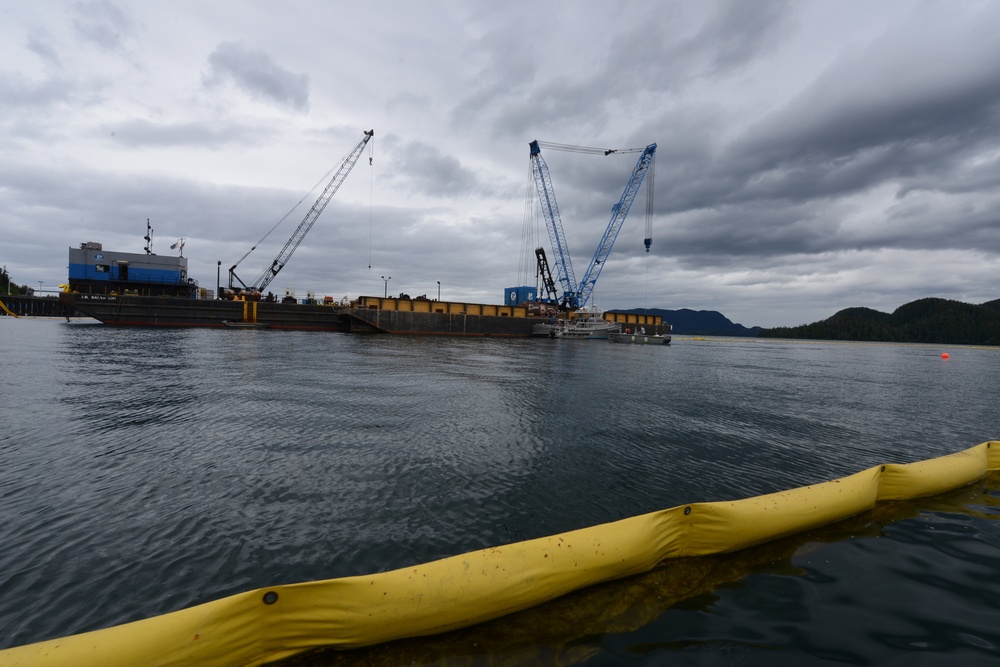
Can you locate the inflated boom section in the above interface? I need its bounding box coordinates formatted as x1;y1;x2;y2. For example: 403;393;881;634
3;441;998;666
0;298;19;317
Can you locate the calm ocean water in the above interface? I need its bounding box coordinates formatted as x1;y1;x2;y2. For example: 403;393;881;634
1;318;998;664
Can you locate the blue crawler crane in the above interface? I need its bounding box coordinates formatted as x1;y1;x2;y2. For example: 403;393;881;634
526;139;657;310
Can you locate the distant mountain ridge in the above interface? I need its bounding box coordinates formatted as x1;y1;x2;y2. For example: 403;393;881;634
614;308;762;336
759;298;1000;345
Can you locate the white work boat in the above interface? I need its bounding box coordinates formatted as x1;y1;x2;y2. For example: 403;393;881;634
555;306;620;339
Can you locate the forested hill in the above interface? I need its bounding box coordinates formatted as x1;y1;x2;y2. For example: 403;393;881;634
615;308;762;336
759;298;1000;345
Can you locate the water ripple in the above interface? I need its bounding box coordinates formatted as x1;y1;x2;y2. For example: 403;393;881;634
1;321;998;660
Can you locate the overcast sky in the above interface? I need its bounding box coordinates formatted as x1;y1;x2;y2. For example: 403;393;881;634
2;1;998;327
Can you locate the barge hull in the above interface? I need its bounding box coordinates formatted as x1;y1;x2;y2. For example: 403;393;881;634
343;308;540;336
60;293;346;331
60;293;548;336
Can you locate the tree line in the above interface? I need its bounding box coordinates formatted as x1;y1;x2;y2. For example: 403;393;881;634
0;267;30;296
759;298;1000;346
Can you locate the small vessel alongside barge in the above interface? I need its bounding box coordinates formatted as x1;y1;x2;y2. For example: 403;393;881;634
552;306;621;339
610;331;671;345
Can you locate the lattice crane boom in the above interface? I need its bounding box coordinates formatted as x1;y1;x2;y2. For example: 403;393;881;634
576;143;656;308
529;140;579;308
230;129;374;294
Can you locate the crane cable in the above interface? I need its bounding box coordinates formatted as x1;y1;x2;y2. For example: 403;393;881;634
230;163;342;273
645;153;655;251
535;140;656;253
368;136;375;269
233;138;371;274
533;140;647;155
518;165;539;291
644;154;655;316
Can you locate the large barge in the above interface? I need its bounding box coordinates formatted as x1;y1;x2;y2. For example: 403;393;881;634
61;290;669;337
59;241;669;336
58;240;540;334
60;291;553;336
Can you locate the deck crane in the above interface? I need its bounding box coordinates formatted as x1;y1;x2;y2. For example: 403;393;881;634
529;140;579;308
527;140;656;310
228;129;374;295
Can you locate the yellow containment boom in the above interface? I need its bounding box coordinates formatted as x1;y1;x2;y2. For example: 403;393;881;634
0;298;18;317
2;441;997;666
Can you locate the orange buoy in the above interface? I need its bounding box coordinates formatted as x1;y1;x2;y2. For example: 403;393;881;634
941;352;950;359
